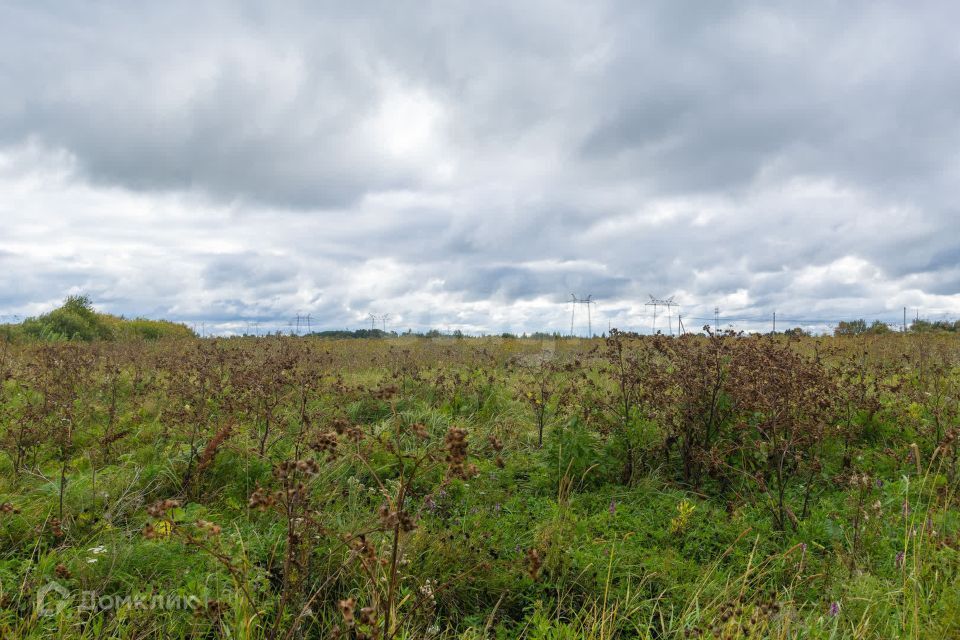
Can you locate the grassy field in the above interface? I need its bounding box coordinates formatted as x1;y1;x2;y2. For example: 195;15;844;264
0;330;959;638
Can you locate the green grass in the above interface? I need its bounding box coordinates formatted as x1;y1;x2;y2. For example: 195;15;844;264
0;334;958;638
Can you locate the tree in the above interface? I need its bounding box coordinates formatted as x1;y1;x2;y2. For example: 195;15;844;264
867;320;891;334
21;295;112;341
911;319;960;333
834;319;868;336
18;296;194;342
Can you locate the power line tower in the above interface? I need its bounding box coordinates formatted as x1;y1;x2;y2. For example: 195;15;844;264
569;294;595;337
368;313;390;334
646;295;679;335
714;307;720;333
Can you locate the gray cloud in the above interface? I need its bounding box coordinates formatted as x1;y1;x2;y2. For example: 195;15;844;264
0;1;958;334
202;252;292;289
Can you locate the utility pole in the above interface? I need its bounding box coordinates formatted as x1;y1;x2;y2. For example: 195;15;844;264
295;313;301;335
382;313;390;333
903;306;907;333
306;314;311;334
586;295;593;337
678;313;685;335
772;311;776;334
570;294;576;336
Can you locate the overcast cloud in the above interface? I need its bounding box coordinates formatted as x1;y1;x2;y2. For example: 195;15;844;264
1;1;958;334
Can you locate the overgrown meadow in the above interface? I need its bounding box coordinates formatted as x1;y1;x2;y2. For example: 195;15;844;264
1;329;959;638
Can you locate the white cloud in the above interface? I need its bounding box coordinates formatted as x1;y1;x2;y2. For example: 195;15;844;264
0;1;959;334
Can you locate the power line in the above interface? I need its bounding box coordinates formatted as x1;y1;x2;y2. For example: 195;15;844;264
123;303;958;339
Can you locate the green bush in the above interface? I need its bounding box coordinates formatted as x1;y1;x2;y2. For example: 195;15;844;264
16;296;194;342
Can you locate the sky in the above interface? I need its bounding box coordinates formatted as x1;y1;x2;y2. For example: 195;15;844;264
1;1;959;336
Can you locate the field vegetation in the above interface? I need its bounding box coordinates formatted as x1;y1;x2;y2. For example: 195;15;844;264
1;313;959;638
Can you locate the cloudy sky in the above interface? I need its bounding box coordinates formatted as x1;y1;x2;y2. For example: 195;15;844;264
1;1;959;335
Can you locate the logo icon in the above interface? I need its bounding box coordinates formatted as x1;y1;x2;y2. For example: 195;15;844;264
36;581;70;616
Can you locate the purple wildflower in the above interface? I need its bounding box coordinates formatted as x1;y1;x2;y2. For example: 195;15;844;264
609;499;617;516
895;550;905;569
828;601;841;617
